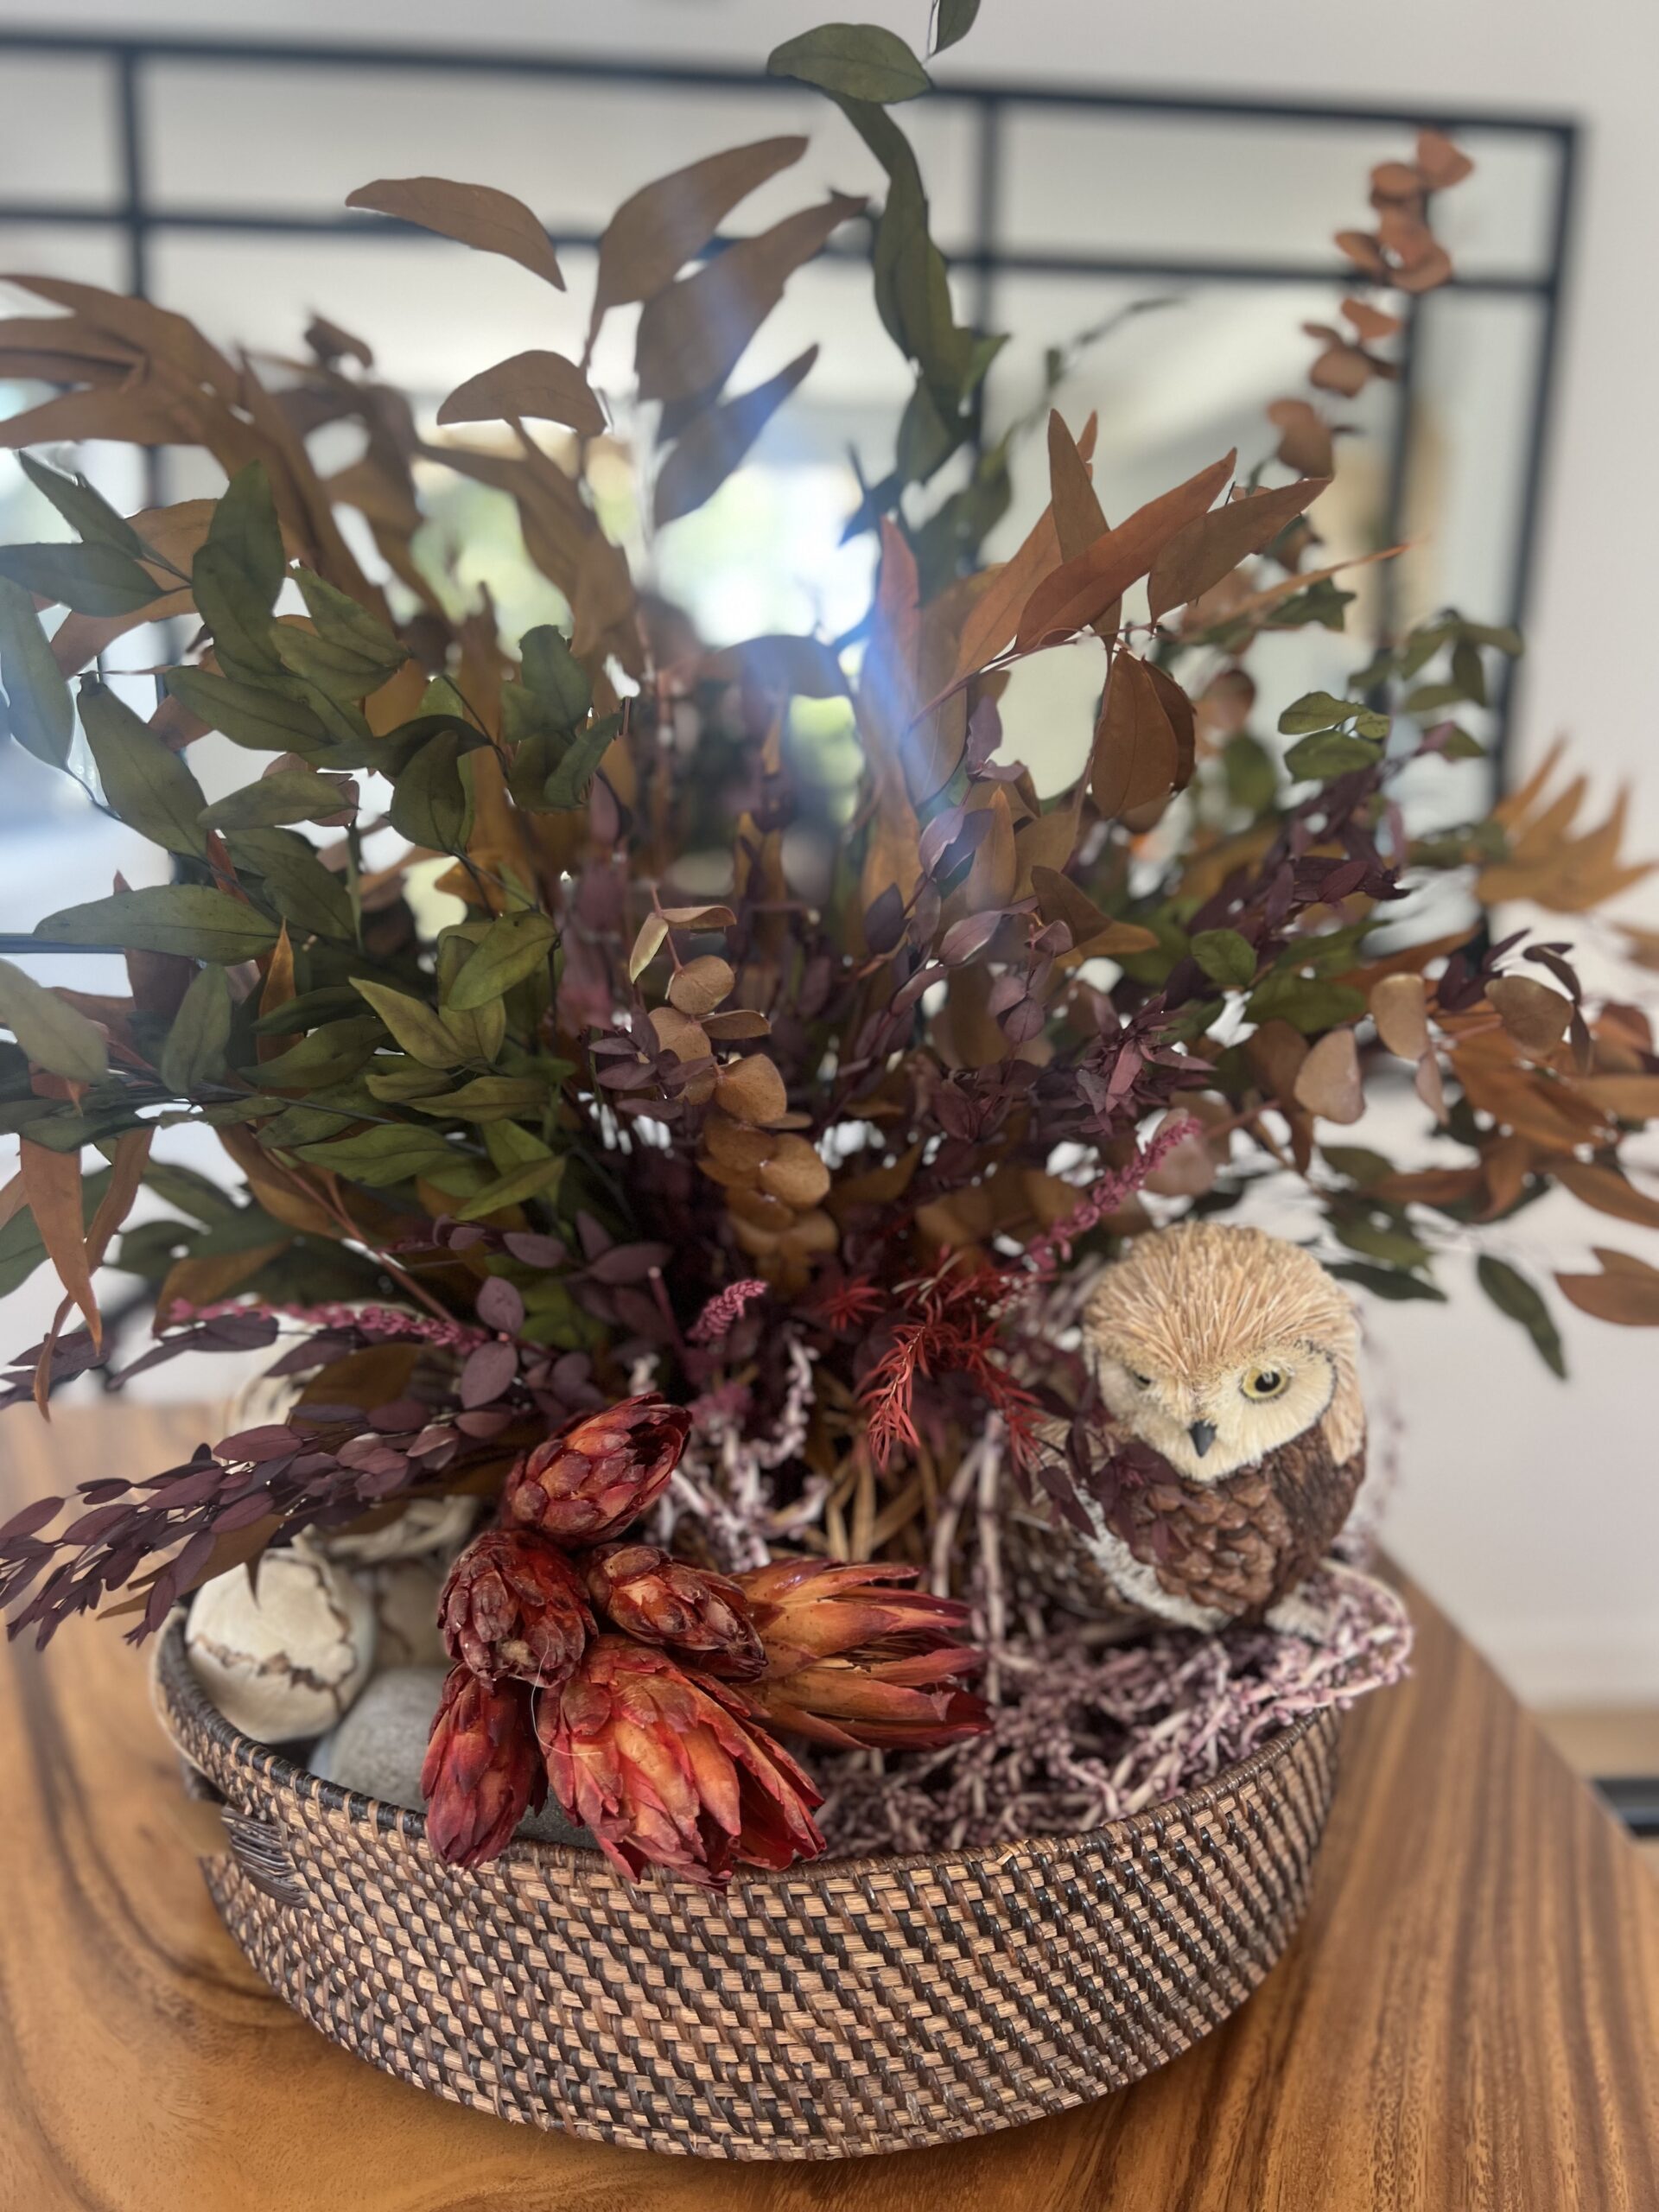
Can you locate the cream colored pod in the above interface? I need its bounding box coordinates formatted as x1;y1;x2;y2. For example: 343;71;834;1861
185;1543;377;1742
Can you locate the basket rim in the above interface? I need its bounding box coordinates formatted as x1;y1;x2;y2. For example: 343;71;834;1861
154;1614;1338;1890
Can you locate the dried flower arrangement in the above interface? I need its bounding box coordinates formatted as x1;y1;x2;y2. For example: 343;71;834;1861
1;13;1656;1894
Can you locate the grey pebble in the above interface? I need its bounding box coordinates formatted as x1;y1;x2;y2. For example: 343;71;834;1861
308;1666;594;1849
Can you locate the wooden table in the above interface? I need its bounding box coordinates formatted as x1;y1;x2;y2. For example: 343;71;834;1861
2;1405;1655;2210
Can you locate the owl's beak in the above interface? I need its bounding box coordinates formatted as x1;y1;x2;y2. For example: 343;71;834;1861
1187;1419;1217;1459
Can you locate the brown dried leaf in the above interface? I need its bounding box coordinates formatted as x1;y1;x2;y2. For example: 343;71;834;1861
1488;975;1571;1055
1370;972;1429;1060
1015;451;1236;651
961;785;1017;913
635;194;864;405
1028;867;1157;958
1414;1050;1447;1124
648;1006;711;1063
1046;410;1106;564
1265;399;1335;479
436;349;604;435
345;176;565;289
627;913;668;982
1416;130;1475;189
654;347;817;527
1569;1074;1659;1120
702;1007;772;1040
947;508;1062;689
1090;651;1180;819
1342;296;1401;343
758;1135;832;1210
1550;1158;1659;1232
668;955;735;1017
1556;1249;1659;1326
658;904;737;928
715;1052;789;1127
1147;476;1331;623
591;136;808;325
1293;1027;1363;1122
18;1141;99;1349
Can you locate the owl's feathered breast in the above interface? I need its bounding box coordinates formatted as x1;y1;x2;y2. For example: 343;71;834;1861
1087;1421;1364;1618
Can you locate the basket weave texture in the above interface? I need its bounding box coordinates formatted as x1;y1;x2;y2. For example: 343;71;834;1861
153;1620;1338;2160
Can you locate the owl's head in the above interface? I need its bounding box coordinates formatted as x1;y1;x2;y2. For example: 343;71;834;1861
1082;1221;1362;1482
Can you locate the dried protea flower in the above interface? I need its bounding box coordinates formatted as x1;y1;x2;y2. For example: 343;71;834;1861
735;1556;989;1751
538;1636;823;1887
503;1392;691;1545
736;1556;976;1669
743;1649;990;1751
439;1525;593;1688
584;1541;766;1680
421;1663;546;1868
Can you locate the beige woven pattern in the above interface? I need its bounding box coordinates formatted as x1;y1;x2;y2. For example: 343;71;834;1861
153;1621;1338;2161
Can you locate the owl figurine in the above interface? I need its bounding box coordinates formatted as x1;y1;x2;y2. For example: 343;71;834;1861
1023;1220;1366;1639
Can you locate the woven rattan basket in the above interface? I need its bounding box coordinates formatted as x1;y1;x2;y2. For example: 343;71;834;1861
153;1618;1338;2160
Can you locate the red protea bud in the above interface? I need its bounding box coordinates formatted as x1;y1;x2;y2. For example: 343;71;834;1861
736;1556;976;1670
743;1649;990;1751
439;1526;593;1688
503;1392;691;1545
420;1663;547;1868
583;1541;766;1680
538;1637;824;1888
734;1556;989;1751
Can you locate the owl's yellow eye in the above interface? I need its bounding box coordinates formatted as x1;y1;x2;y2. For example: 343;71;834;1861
1242;1368;1289;1401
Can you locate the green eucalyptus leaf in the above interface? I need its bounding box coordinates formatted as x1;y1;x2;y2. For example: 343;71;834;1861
1190;927;1257;991
200;768;354;831
1321;1145;1395;1187
1459;621;1523;656
518;624;591;728
17;453;149;561
210;463;286;609
251;1017;382;1091
1246;971;1367;1033
0;956;108;1080
443;910;557;1011
407;1073;551;1121
1329;1262;1448;1302
364;1061;454;1102
768;22;931;103
79;677;208;856
37;885;279;963
349;978;467;1069
0;541;162;617
0;576;73;769
192;540;283;681
143;1160;245;1224
164;666;332;755
933;0;981;52
542;715;619;810
1332;1217;1433;1269
1283;728;1384;780
294;1122;456;1185
1277;690;1357;736
222;829;355;940
453;1153;565;1221
251;985;366;1035
1477;1255;1567;1378
158;963;232;1092
389;730;474;852
1436;725;1487;760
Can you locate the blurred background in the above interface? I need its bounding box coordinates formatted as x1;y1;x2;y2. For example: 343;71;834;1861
0;0;1654;1729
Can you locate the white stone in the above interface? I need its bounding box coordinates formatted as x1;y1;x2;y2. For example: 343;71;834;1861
318;1494;478;1567
309;1666;594;1847
363;1557;448;1671
186;1545;377;1743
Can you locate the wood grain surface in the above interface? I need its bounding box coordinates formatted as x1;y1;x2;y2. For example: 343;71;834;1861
1;1403;1655;2211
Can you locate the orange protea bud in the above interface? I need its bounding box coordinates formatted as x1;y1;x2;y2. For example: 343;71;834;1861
734;1557;989;1751
421;1663;546;1868
736;1556;976;1670
584;1541;766;1680
439;1526;593;1688
743;1648;990;1751
503;1392;691;1545
538;1636;824;1888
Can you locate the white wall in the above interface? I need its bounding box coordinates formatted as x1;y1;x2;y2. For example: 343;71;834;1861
4;0;1657;1702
